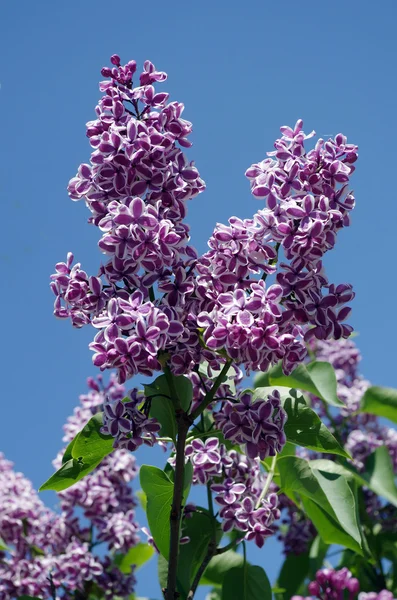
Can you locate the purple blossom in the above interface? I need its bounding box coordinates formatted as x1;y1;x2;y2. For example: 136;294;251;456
215;390;287;460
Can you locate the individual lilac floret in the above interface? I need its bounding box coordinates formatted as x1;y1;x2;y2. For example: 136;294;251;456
185;438;222;484
101;389;161;451
215;390;287;460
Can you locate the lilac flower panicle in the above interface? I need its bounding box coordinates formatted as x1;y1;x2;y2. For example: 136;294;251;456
0;375;140;599
52;58;358;385
215;389;287;460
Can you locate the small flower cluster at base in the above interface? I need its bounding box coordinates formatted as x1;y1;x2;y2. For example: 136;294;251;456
215;389;287;460
175;440;280;548
101;388;161;450
292;568;359;600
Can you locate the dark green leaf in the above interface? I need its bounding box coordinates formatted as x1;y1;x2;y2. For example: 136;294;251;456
115;543;155;573
71;412;114;464
140;466;174;559
222;565;272;600
308;535;329;579
277;550;310;600
40;412;114;492
146;374;193;441
310;449;397;508
254;361;343;407
17;597;43;600
158;508;222;595
282;392;349;457
359;386;397;423
362;446;397;506
301;496;362;554
201;550;244;586
178;509;222;595
39;458;86;492
136;489;147;511
278;456;362;554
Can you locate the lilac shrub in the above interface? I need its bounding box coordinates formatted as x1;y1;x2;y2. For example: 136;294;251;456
45;53;397;600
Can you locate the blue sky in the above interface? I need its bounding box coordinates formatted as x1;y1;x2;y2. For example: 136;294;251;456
1;0;397;598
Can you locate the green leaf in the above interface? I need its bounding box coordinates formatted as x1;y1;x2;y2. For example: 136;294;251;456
146;374;193;441
278;456;362;554
310;449;397;508
277;550;310;600
140;462;193;560
39;458;86;492
254;361;343;407
359;386;397;423
308;535;329;578
114;543;155;573
40;412;114;492
283;392;348;457
140;466;174;559
0;537;9;551
136;489;147;511
206;590;222;600
201;550;244;586
179;509;223;595
17;597;43;600
222;565;272;600
301;497;362;555
362;446;397;506
158;508;223;595
71;411;114;464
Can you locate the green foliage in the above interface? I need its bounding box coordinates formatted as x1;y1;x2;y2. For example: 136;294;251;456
310;447;397;508
0;537;9;551
222;564;272;600
39;412;113;492
201;550;244;586
140;464;192;560
158;509;222;596
278;456;363;554
114;543;155;574
359;386;397;423
254;360;343;407
277;549;310;600
146;374;193;441
140;466;174;559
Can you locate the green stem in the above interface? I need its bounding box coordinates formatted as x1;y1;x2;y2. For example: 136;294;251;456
165;413;190;600
190;359;233;421
262;242;280;281
256;454;277;508
216;536;245;555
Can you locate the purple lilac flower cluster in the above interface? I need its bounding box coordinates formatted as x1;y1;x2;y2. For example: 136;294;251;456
177;441;280;548
197;121;357;375
291;568;396;600
51;56;358;386
0;376;140;599
215;389;287;460
101;387;161;450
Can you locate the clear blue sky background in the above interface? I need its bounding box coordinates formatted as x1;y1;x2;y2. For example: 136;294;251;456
1;1;397;598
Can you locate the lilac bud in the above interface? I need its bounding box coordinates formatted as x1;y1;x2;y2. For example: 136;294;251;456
110;54;121;66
